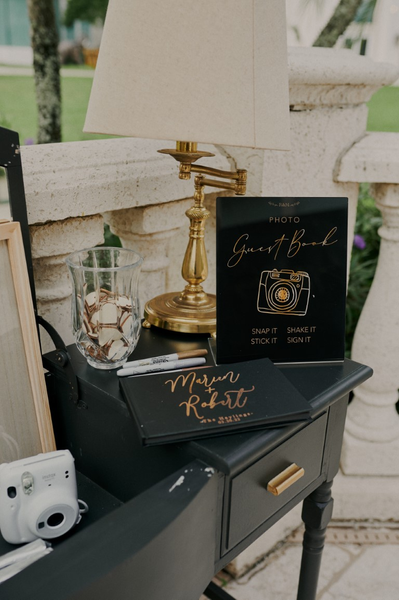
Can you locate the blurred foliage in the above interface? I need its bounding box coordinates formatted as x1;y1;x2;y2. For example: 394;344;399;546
302;0;376;23
354;0;377;22
345;183;382;356
367;86;399;133
102;223;122;248
0;114;12;130
64;0;109;27
313;0;368;47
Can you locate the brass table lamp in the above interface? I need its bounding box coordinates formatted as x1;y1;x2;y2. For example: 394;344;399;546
84;0;291;335
143;140;247;334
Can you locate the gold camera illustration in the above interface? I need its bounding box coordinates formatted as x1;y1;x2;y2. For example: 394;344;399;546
257;269;310;316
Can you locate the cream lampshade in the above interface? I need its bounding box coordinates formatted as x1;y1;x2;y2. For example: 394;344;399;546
84;0;291;334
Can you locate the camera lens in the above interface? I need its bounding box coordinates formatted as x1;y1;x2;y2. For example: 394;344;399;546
47;512;65;528
275;287;290;302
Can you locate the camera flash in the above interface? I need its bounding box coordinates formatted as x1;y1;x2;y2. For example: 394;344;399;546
21;471;34;495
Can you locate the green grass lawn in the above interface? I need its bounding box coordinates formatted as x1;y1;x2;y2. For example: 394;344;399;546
366;85;399;132
0;74;111;143
1;72;398;145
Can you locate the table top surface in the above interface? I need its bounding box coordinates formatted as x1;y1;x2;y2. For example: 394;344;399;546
44;326;372;476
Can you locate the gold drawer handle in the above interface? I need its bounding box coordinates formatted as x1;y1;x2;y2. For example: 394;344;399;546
267;463;305;496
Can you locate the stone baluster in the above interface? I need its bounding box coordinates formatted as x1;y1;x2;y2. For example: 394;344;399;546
341;183;399;475
30;216;104;353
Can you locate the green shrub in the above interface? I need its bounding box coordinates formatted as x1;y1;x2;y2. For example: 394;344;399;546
345;183;382;356
102;223;122;248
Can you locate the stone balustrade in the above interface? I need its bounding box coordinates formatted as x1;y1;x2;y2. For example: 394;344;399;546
336;133;399;477
14;46;399;572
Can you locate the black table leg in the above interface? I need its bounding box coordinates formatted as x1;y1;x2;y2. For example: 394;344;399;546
297;479;334;600
203;581;237;600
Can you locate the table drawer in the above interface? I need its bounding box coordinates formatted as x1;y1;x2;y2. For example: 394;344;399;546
226;412;328;550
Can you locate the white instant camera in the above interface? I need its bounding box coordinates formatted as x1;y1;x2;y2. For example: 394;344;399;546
0;450;81;544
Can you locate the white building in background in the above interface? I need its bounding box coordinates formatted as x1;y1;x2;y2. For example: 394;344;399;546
286;0;399;72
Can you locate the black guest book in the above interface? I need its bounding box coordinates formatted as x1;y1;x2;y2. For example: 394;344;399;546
216;197;348;364
120;358;311;445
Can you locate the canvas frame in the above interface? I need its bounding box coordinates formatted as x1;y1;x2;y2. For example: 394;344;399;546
0;219;56;461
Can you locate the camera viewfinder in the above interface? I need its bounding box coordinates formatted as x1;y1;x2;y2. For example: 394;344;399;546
7;486;17;498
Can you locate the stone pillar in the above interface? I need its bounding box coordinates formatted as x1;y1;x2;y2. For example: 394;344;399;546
341;184;399;475
30;215;104;353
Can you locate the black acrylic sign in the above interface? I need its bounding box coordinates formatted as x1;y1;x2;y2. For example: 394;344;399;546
216;197;348;364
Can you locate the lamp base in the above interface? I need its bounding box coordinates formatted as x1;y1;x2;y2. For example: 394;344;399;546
143;291;216;335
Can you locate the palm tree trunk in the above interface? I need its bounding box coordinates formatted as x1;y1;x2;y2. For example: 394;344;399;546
28;0;61;143
313;0;364;47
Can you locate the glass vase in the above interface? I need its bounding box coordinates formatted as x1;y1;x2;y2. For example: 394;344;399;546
66;247;143;369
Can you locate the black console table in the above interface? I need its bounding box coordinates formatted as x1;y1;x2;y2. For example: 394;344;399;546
0;327;372;600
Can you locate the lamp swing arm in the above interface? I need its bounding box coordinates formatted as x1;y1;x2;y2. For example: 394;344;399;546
195;177;238;193
180;163;247;195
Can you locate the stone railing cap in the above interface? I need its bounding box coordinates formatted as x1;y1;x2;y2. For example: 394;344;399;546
336;132;399;184
20;138;231;224
288;46;399;88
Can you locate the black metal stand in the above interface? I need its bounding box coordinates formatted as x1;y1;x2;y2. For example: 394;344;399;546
297;480;334;600
0;126;36;312
204;581;237;600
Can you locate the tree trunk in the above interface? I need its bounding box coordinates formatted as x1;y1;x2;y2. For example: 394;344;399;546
313;0;364;47
28;0;61;143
